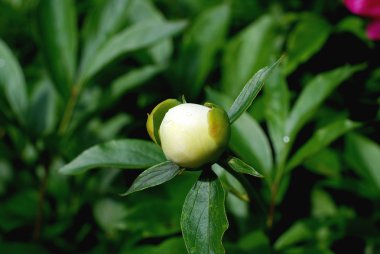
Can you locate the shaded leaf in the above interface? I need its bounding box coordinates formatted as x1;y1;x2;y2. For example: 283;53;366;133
79;0;132;74
287;119;360;171
181;170;228;254
345;133;380;191
37;0;77;98
173;3;230;99
228;157;263;178
264;65;290;162
124;237;186;254
82;20;187;82
123;161;181;195
221;15;279;98
285;64;364;139
228;58;280;123
285;14;331;74
0;39;28;125
59;139;165;175
94;198;128;233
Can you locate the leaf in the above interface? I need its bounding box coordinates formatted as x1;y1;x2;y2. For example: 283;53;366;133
0;39;28;125
221;15;279;98
311;188;337;218
122;161;181;196
81;20;187;82
206;88;273;178
287;119;360;171
106;65;164;106
345;133;380;191
228;58;281;123
59;139;165;175
303;148;341;177
285;64;364;139
274;220;315;250
228;157;263;178
124;237;186;254
212;163;248;202
127;0;173;65
172;4;230;99
263;65;290;161
37;0;77;98
285;14;331;74
79;0;132;74
93;198;128;233
181;170;228;254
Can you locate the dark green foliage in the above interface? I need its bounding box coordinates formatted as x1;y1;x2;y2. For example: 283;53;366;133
0;0;379;253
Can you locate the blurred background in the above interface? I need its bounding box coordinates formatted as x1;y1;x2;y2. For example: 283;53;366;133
0;0;379;253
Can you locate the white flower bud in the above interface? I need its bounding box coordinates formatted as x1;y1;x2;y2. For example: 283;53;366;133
158;103;230;168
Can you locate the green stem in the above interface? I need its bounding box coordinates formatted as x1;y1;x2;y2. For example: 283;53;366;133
58;83;81;135
222;162;268;229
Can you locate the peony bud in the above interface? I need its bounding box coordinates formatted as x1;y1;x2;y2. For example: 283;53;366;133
147;101;230;168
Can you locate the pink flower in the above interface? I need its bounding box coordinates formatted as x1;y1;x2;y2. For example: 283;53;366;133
344;0;380;40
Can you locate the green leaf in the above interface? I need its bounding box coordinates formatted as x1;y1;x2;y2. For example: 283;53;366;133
37;0;77;98
106;65;164;106
303;148;341;177
124;237;186;254
127;0;173;65
79;0;132;75
221;15;279;98
123;161;182;196
206;88;273;178
93;198;128;233
285;14;331;74
172;4;230;99
59;139;165;175
181;170;228;254
345;133;380;191
274;220;314;250
228;157;263;178
0;243;50;254
285;64;364;139
311;188;337;218
81;20;187;82
264;65;290;161
228;58;280;123
0;39;28;125
287;119;360;171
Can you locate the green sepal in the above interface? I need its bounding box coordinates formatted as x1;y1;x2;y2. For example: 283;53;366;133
146;99;181;145
205;102;231;148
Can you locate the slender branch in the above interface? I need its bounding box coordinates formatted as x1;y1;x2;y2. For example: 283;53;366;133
58;84;81;135
33;163;49;240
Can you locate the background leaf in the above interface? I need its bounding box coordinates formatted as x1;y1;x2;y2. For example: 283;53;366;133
345;133;380;192
59;139;165;175
81;20;187;82
0;39;28;125
181;170;228;254
284;14;331;74
287;119;360;171
123;161;181;195
228;157;263;178
221;15;279;98
79;0;132;75
285;64;364;140
37;0;77;98
171;3;230;99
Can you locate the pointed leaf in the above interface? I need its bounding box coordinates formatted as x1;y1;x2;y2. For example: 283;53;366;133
221;15;279;98
228;157;263;178
79;0;132;74
285;14;331;74
285;64;364;139
228;59;281;123
181;170;228;254
172;4;230;99
122;161;181;196
37;0;77;98
82;20;187;82
345;133;380;191
0;39;28;125
287;119;360;171
59;139;165;175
